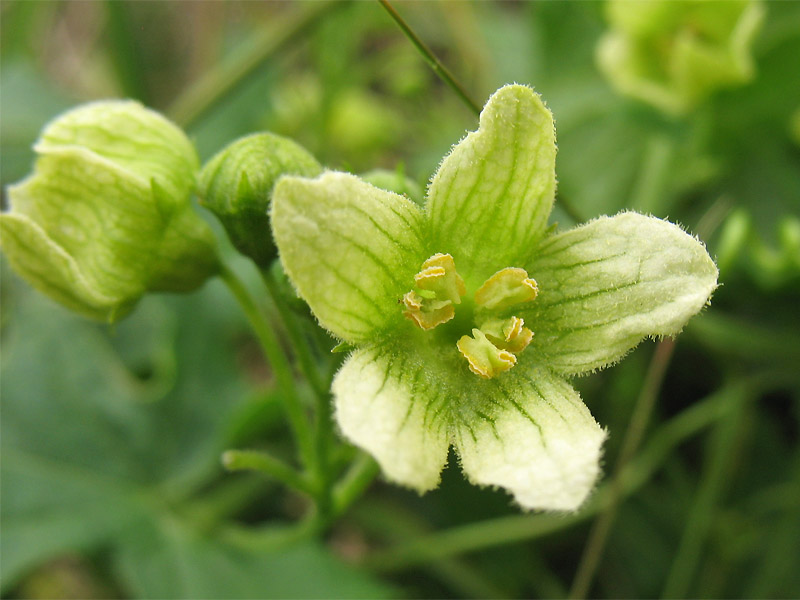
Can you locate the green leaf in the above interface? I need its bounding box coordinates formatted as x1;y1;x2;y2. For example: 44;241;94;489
271;172;427;343
426;84;556;284
525;212;718;376
0;277;248;590
114;519;395;599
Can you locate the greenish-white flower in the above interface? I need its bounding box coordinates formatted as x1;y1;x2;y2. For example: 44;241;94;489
597;0;764;115
272;85;718;510
1;100;218;322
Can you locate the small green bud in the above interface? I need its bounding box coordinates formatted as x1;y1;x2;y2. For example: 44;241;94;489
0;100;218;323
198;133;322;267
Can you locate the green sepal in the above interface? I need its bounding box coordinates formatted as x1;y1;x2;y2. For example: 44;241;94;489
198;132;322;267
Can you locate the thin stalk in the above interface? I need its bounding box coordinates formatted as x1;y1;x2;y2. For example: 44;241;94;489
222;449;314;496
661;388;748;598
378;0;481;117
169;1;341;128
218;264;314;472
259;268;334;514
379;0;585;225
332;452;379;516
569;339;676;599
259;269;328;399
354;500;512;598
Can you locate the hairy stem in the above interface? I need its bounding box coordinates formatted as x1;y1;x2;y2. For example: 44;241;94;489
218;264;314;472
378;0;481;117
222;449;314;496
259;268;334;514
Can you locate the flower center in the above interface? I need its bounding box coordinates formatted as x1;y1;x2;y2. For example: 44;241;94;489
402;253;538;379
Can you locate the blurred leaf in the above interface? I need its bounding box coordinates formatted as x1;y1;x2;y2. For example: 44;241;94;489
0;61;73;185
114;518;395;599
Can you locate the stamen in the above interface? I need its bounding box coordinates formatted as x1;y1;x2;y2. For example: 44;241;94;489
480;316;534;354
474;267;538;311
403;253;466;330
457;329;517;379
414;253;466;304
403;291;455;330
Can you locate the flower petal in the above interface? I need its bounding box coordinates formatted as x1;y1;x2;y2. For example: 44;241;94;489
456;366;606;511
332;346;450;492
272;172;427;343
426;84;556;283
527;212;718;376
7;151;163;300
0;212;129;321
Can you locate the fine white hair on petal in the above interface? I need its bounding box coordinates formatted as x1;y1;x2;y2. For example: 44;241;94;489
332;346;451;493
456;368;606;511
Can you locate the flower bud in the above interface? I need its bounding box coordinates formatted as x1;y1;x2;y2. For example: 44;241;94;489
597;0;764;115
198;132;322;267
0;100;218;322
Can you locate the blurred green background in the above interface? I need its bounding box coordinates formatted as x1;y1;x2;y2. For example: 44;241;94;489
1;1;799;598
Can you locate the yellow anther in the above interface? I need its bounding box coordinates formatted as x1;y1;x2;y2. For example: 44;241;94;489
457;329;517;379
403;253;466;330
474;267;538;311
415;253;466;304
402;290;455;330
402;290;423;311
479;316;535;355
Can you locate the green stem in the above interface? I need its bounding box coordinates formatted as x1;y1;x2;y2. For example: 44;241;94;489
222;449;314;496
332;452;379;516
661;384;748;598
365;377;763;571
259;269;328;398
168;1;342;128
629;134;675;215
378;0;481;117
259;268;334;514
218;264;314;471
354;500;512;598
569;339;676;599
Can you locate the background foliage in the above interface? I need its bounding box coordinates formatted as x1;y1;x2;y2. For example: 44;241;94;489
2;1;799;598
